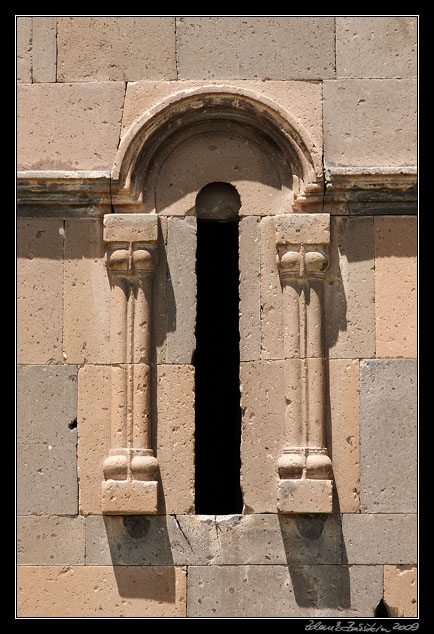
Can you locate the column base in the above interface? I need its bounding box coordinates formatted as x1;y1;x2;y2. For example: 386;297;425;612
102;480;158;515
277;478;333;514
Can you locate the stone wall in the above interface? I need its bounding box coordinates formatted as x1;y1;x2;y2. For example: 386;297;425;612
17;16;417;618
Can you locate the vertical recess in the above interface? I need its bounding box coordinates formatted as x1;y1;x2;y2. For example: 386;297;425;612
194;183;243;514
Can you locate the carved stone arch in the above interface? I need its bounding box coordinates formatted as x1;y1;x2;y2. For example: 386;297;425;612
111;86;324;214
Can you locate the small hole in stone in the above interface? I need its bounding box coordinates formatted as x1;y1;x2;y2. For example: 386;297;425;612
68;419;77;430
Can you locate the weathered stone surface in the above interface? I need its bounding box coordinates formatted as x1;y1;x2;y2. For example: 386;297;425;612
121;80;323;161
152;216;168;364
17;566;187;617
17;17;32;83
17;218;64;364
165;217;197;364
274;214;330;245
176;17;335;80
85;514;217;566
152;365;195;514
102;481;158;515
374;216;417;358
77;364;111;514
342;514;417;564
17;516;85;565
239;217;261;361
187;564;383;617
17;82;125;171
360;359;417;513
278;479;333;514
17;365;78;515
260;217;284;359
328;359;360;513
57;17;176;82
240;360;284;513
336;17;417;79
384;565;418;617
32;17;56;82
103;213;159;244
64;219;110;364
323;79;417;167
325;216;375;359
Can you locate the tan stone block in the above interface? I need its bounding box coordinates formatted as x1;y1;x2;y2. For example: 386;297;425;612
277;479;333;514
17;566;187;617
239;217;261;361
64;219;110;364
121;80;323;162
57;17;176;82
274;214;330;246
103;213;159;244
17;219;63;364
323;79;417;167
240;360;285;513
17;83;125;171
336;17;417;79
260;217;284;359
152;365;195;514
176;17;335;80
32;17;56;82
328;359;360;512
17;17;32;83
325;216;375;359
374;216;417;358
77;364;111;514
17;516;85;565
384;565;417;617
102;481;158;515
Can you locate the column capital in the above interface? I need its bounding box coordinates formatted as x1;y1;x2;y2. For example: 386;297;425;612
103;214;159;275
274;214;330;280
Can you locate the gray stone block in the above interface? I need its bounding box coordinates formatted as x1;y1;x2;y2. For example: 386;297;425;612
166;217;197;364
187;564;383;617
17;516;85;564
17;365;78;515
360;359;417;512
342;514;417;564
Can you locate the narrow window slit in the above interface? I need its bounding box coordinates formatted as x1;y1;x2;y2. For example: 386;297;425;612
194;183;243;514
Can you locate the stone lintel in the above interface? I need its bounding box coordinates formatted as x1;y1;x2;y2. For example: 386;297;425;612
277;479;333;514
274;214;330;246
103;213;159;244
102;480;158;515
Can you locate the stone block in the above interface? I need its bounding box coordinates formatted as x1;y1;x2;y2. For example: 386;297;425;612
374;216;417;358
17;566;187;617
260;217;284;359
239;217;261;361
152;365;195;514
17;17;32;83
57;17;176;81
336;17;417;79
102;481;158;515
121;80;323;162
77;364;111;514
17;365;78;515
17;516;85;565
64;219;110;364
187;564;383;617
360;359;417;513
277;479;333;514
342;514;417;564
384;565;418;617
152;216;168;364
103;213;159;244
328;359;360;512
325;216;375;359
85;514;217;566
274;214;330;246
239;360;285;513
17;82;125;171
323;79;417;167
176;17;335;80
32;17;56;82
165;217;197;364
17;218;63;364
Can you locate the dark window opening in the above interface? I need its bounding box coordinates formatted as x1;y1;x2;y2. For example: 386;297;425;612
194;184;243;514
